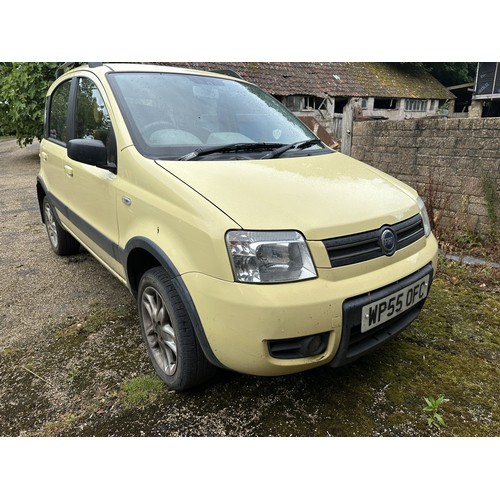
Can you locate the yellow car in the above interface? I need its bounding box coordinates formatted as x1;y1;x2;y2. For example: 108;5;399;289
37;63;438;390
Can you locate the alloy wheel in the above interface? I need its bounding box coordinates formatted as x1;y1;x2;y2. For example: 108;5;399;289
44;202;58;249
141;286;178;376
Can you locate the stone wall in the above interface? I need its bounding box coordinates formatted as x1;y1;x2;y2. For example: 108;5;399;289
351;117;500;242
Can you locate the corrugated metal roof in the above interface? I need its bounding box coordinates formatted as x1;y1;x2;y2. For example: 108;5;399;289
159;62;455;100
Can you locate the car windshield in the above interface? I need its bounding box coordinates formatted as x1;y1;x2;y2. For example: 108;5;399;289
107;71;328;160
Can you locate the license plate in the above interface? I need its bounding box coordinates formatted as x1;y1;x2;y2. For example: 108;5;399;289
361;275;430;333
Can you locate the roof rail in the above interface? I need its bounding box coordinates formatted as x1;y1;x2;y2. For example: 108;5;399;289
55;62;77;78
212;69;243;80
55;62;103;78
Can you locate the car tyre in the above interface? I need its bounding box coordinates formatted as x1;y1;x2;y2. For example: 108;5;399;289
138;266;217;391
42;196;80;255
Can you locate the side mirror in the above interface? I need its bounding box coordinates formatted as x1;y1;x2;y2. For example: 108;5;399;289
67;139;110;169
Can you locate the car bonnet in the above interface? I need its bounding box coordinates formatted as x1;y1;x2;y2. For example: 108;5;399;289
156;152;419;240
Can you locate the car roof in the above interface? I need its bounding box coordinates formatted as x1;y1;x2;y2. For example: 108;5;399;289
57;62;242;82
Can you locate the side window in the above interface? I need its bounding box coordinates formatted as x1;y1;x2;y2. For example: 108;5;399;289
75;78;117;165
48;79;72;144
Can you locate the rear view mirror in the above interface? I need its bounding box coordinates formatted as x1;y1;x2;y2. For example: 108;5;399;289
192;85;219;100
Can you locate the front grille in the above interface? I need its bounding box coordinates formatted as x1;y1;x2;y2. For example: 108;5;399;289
323;214;424;267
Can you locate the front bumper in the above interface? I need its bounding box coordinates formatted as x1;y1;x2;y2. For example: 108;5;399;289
329;263;433;367
182;235;438;376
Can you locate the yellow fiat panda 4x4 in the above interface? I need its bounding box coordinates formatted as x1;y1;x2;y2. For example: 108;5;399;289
37;63;438;390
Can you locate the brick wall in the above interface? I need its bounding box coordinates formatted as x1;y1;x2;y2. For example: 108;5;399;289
351;117;500;242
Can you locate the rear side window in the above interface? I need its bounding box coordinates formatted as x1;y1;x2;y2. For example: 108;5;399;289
48;79;72;144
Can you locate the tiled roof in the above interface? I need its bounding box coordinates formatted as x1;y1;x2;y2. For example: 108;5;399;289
160;62;455;100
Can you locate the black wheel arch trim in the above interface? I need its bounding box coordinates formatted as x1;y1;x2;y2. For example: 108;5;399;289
124;237;226;370
37;176;65;227
36;175;48;222
123;237;179;290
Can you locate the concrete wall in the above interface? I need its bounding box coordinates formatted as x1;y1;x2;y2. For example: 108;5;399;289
350;117;500;242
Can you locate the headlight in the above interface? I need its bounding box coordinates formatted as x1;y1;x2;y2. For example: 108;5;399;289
226;230;317;283
417;196;432;237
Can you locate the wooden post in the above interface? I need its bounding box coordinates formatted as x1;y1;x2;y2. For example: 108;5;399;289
341;98;354;155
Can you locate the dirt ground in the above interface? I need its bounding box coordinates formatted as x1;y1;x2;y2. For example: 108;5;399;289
0;138;133;346
0;138;135;435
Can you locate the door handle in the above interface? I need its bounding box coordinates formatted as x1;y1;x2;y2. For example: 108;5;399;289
64;165;74;177
40;152;48;162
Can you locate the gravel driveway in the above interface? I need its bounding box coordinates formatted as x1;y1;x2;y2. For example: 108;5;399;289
0;138;133;350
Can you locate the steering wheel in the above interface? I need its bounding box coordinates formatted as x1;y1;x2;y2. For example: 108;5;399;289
141;121;175;138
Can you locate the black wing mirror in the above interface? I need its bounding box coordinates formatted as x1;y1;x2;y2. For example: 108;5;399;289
67;139;115;172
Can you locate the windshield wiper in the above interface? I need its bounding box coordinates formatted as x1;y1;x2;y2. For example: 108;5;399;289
177;142;284;161
260;139;324;159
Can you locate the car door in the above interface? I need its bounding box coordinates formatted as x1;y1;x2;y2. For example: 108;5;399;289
41;75;122;276
40;76;74;226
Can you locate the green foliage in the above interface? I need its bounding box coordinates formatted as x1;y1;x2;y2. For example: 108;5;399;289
453;229;482;250
423;62;477;86
480;171;499;242
0;62;61;146
394;62;477;86
423;395;447;429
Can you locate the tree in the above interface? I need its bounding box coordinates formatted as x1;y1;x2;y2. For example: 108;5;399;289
422;62;477;87
0;62;61;146
394;62;477;87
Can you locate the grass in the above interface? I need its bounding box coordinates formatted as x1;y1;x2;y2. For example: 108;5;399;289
121;376;166;408
1;256;498;437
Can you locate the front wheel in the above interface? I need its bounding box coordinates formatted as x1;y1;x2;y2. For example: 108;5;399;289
137;267;216;391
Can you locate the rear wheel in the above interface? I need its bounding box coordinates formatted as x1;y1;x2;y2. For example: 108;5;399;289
42;196;80;255
138;266;216;391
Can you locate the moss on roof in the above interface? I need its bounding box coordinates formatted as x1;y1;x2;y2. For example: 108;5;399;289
163;62;455;100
